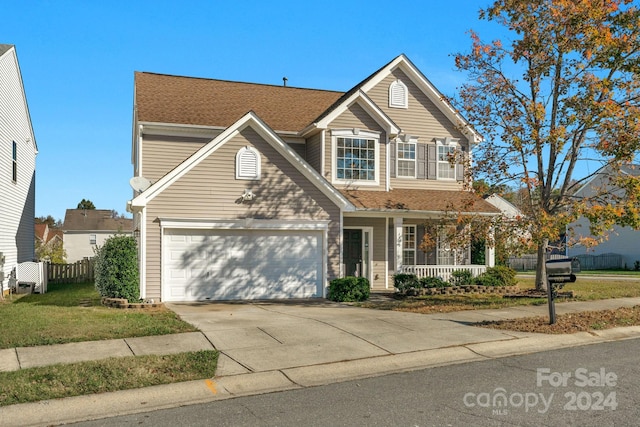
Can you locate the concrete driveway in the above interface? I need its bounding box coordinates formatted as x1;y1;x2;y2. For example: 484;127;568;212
167;300;517;377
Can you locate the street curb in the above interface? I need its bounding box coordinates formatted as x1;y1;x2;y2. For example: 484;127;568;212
4;326;640;427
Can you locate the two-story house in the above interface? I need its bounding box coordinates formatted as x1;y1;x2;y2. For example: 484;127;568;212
62;209;134;262
0;44;37;296
128;54;500;302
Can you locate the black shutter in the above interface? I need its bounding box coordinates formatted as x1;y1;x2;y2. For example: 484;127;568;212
427;144;437;180
389;141;396;178
417;144;427;179
456;146;466;181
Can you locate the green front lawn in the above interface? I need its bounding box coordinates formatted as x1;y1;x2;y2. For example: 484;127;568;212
0;351;218;406
0;282;218;407
0;282;196;349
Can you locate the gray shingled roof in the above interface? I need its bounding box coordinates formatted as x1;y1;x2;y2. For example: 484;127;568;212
63;209;133;232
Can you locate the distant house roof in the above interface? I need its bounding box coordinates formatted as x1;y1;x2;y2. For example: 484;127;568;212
62;209;133;232
340;189;500;214
484;194;524;219
35;223;63;244
134;72;344;133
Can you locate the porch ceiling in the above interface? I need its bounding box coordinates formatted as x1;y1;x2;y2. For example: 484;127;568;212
339;189;501;215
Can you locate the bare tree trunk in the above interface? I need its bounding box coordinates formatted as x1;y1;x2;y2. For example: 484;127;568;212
535;239;548;291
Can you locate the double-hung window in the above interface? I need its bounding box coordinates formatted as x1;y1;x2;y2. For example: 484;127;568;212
402;225;416;266
437;141;457;180
397;141;416;178
333;129;379;185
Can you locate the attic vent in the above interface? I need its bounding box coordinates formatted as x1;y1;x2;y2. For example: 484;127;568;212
389;80;408;109
236;146;261;180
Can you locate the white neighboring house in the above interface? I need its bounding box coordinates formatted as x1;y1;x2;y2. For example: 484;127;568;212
0;44;37;296
62;209;133;262
484;194;524;220
567;164;640;269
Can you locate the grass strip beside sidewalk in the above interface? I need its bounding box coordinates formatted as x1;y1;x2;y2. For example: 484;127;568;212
0;350;218;406
0;282;197;349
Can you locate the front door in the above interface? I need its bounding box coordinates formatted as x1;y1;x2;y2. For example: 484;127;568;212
343;229;363;277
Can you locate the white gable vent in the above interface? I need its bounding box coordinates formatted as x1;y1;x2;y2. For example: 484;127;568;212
389;79;408;108
236;146;261;180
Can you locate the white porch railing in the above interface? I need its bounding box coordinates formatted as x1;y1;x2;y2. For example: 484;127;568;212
400;265;487;282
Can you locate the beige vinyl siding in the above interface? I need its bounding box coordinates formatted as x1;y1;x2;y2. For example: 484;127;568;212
367;69;468;191
144;126;341;300
343;216;387;290
305;131;323;174
324;103;387;190
0;47;36;294
141;135;209;182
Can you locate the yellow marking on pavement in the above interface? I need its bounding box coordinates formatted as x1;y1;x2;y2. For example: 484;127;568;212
205;379;217;394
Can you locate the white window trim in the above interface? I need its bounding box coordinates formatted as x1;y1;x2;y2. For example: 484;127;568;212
403;225;416;266
389;80;408;109
235;146;261;180
331;128;380;186
396;138;417;178
436;137;459;181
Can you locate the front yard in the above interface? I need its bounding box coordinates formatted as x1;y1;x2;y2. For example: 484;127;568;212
0;282;217;407
0;282;196;349
359;275;640;334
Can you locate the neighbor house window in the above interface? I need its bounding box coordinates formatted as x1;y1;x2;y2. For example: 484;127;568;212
397;141;416;177
236;146;261;180
333;129;379;184
12;141;17;182
403;225;416;266
89;234;96;245
437;141;457;180
389;80;408;108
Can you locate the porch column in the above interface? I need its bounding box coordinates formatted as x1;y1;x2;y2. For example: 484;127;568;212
485;227;495;267
395;217;403;272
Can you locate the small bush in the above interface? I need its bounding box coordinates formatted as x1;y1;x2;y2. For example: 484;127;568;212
327;276;370;302
474;266;517;287
419;276;449;288
94;235;140;301
393;274;420;293
450;270;474;287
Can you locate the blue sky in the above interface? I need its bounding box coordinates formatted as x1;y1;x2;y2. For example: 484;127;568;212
6;0;501;220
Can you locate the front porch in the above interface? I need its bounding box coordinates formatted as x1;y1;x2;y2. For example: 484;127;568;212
342;216;495;292
401;264;487;282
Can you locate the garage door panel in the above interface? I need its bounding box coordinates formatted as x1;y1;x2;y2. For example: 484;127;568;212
164;228;323;301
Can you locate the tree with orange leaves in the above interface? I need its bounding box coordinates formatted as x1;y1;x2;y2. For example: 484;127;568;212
455;0;640;289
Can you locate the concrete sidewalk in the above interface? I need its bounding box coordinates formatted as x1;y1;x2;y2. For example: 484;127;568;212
2;297;640;426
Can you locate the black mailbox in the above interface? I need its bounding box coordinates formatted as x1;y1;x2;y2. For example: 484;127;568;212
546;258;579;283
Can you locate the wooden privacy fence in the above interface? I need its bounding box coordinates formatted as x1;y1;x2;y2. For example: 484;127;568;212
508;253;624;271
47;259;95;284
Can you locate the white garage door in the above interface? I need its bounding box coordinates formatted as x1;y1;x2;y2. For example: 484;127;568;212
163;228;323;301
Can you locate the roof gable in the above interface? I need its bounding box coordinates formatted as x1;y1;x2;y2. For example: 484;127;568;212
358;54;481;144
301;90;400;137
130;111;354;211
0;44;38;153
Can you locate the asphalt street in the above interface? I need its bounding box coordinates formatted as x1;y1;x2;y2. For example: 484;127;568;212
71;338;640;427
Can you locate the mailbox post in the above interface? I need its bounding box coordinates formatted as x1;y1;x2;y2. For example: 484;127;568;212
545;258;580;324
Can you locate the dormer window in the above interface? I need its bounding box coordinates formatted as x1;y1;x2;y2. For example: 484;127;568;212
389;80;408;109
236;146;261;180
